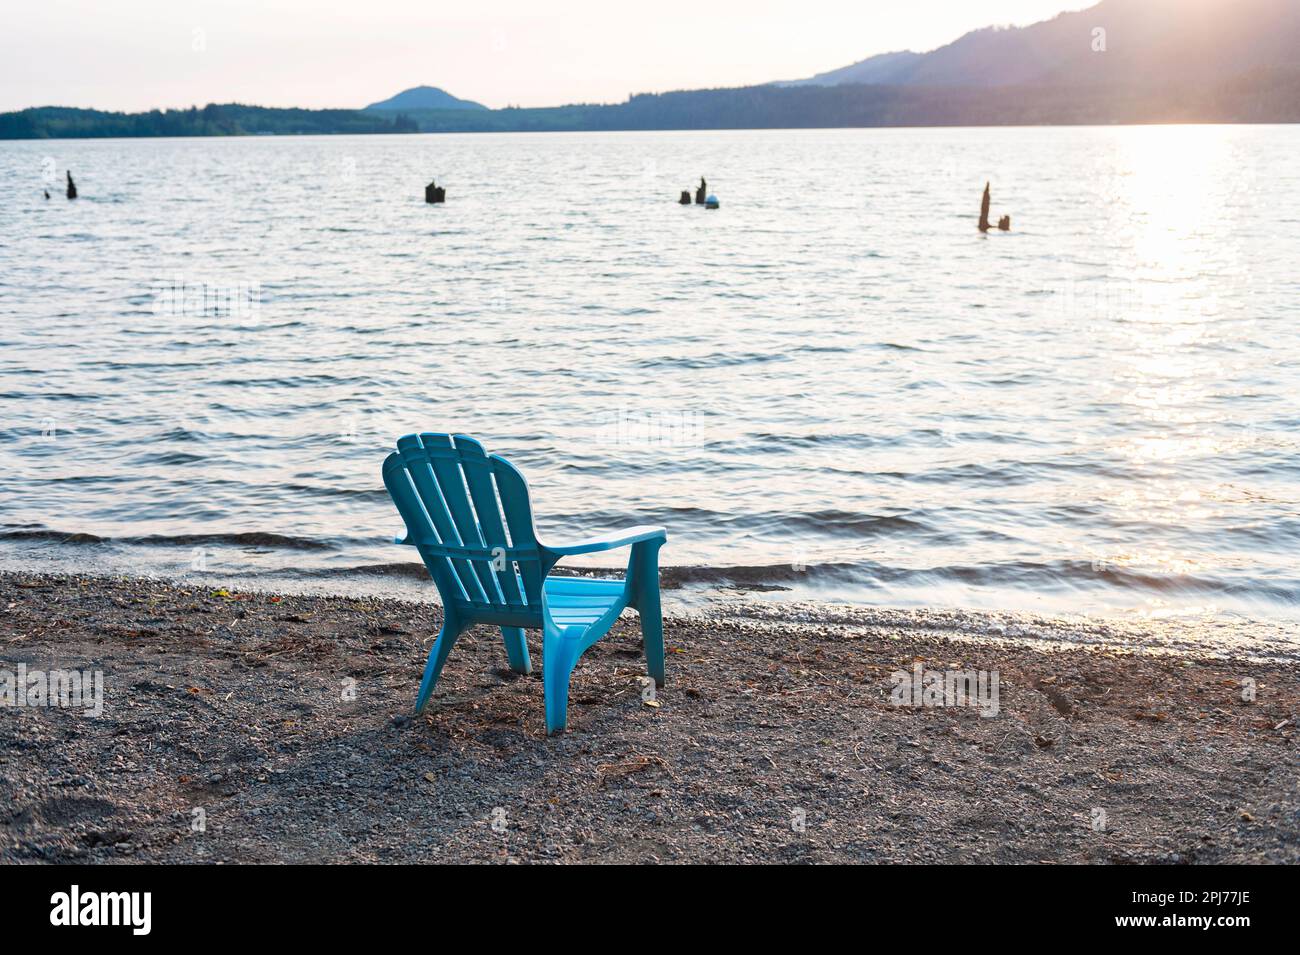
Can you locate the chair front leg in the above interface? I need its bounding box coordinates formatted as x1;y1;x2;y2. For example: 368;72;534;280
415;613;465;714
630;538;665;687
543;628;581;735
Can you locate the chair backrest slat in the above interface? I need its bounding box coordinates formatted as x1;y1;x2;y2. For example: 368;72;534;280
491;453;546;605
385;433;546;623
382;456;468;602
417;433;505;604
455;437;528;608
395;434;490;604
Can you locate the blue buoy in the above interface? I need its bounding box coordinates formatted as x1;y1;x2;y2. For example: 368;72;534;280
704;195;719;209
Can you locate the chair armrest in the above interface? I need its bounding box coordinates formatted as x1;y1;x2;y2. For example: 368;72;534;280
544;526;666;556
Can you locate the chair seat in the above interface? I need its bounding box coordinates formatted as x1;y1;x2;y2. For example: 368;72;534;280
544;576;627;629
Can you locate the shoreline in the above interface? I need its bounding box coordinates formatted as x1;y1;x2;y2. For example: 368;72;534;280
5;548;1296;661
1;570;1296;863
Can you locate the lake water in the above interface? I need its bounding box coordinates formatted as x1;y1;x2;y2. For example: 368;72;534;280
1;126;1297;627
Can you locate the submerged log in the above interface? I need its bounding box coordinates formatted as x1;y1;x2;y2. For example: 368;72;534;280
425;181;445;203
998;215;1011;231
66;171;77;200
679;190;691;204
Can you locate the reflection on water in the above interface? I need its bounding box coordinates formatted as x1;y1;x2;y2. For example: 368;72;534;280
0;125;1297;631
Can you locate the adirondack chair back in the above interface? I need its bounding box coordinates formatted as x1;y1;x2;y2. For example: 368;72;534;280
383;433;548;624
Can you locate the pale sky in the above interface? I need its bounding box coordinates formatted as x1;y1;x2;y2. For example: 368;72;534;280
2;1;1090;113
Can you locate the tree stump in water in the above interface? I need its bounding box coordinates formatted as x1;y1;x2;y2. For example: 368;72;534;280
425;181;445;203
66;172;77;200
979;183;1012;232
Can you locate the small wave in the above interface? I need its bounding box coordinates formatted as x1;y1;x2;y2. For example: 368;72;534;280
0;529;335;551
634;351;790;370
280;483;391;502
788;344;853;355
778;510;936;538
661;562;862;589
0;529;108;545
660;558;1300;606
284;562;430;580
128;532;337;551
744;431;887;450
132;451;206;466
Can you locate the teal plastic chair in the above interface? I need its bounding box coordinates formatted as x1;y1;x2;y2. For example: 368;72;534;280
382;433;667;735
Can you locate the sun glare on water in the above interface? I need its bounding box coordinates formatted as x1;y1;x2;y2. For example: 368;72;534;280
1080;125;1267;616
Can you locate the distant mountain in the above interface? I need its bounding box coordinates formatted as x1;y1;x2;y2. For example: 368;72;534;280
783;0;1300;89
782;50;922;87
368;70;1300;132
364;86;486;111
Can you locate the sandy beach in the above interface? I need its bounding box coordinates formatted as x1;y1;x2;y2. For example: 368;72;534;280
1;571;1295;864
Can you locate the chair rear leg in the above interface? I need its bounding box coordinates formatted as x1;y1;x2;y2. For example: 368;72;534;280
415;618;464;714
499;626;532;675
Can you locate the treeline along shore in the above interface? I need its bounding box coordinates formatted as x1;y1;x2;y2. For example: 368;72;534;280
0;104;419;139
5;70;1299;140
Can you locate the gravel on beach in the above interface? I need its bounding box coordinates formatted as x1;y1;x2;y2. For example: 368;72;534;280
1;572;1296;864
